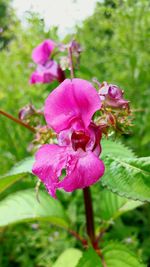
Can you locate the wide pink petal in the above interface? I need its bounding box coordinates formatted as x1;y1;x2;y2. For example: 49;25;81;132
58;151;105;192
32;144;67;198
32;40;55;65
44;78;101;133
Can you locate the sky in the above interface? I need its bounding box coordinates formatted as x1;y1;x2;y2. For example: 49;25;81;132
12;0;99;36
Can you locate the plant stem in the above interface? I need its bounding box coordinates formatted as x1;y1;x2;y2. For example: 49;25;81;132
83;187;95;245
68;229;88;248
83;189;107;266
68;46;75;79
0;109;36;133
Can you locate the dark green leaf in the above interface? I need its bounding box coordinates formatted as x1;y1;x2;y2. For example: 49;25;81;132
101;156;150;202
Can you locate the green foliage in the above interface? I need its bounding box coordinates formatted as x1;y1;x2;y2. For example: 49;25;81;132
101;138;135;159
53;248;82;267
100;139;150;202
98;189;142;221
76;248;102;267
101;156;150;202
76;0;150;156
0;222;76;267
0;157;34;193
5;156;34;176
102;242;146;267
0;0;16;49
0;0;150;266
0;13;59;175
0;189;69;229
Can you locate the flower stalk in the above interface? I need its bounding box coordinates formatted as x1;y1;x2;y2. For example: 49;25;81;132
68;46;75;79
83;187;96;245
0;109;36;133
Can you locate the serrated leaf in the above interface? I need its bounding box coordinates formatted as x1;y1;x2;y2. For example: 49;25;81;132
53;248;82;267
103;242;145;267
99;189;142;221
0;157;34;193
101;139;135;159
0;189;69;229
101;156;150;202
76;248;103;267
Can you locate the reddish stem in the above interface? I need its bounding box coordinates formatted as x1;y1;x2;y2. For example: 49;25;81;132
68;229;88;248
0;109;36;133
95;228;106;243
83;187;96;245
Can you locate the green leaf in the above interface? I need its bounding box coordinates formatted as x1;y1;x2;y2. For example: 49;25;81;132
103;242;146;267
0;157;34;193
99;189;142;221
101;139;135;159
101;156;150;202
0;189;69;229
53;248;82;267
76;248;103;267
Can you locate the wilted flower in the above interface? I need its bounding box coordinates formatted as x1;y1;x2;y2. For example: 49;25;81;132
30;39;65;84
32;78;105;198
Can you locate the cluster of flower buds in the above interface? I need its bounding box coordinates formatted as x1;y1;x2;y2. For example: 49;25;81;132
18;104;56;152
30;40;65;84
93;80;132;135
18;104;43;126
28;125;56;152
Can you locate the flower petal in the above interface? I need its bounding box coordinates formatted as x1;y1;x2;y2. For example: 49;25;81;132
44;78;101;133
58;151;105;192
32;144;67;198
87;123;102;156
30;61;64;84
32;40;55;65
30;71;44;84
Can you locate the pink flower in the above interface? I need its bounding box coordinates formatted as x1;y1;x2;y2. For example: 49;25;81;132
32;78;105;198
30;40;65;84
99;82;129;109
32;39;55;65
30;60;65;84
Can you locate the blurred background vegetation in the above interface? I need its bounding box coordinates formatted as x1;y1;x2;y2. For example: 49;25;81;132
0;0;150;266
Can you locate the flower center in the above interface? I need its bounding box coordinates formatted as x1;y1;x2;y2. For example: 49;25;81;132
71;131;90;151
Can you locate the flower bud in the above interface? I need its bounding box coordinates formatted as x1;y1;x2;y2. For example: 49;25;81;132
99;82;129;110
18;104;36;121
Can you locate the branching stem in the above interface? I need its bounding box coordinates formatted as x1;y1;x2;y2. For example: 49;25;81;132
0;109;36;133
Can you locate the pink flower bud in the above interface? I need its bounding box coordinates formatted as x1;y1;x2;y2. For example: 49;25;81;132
99;82;129;109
